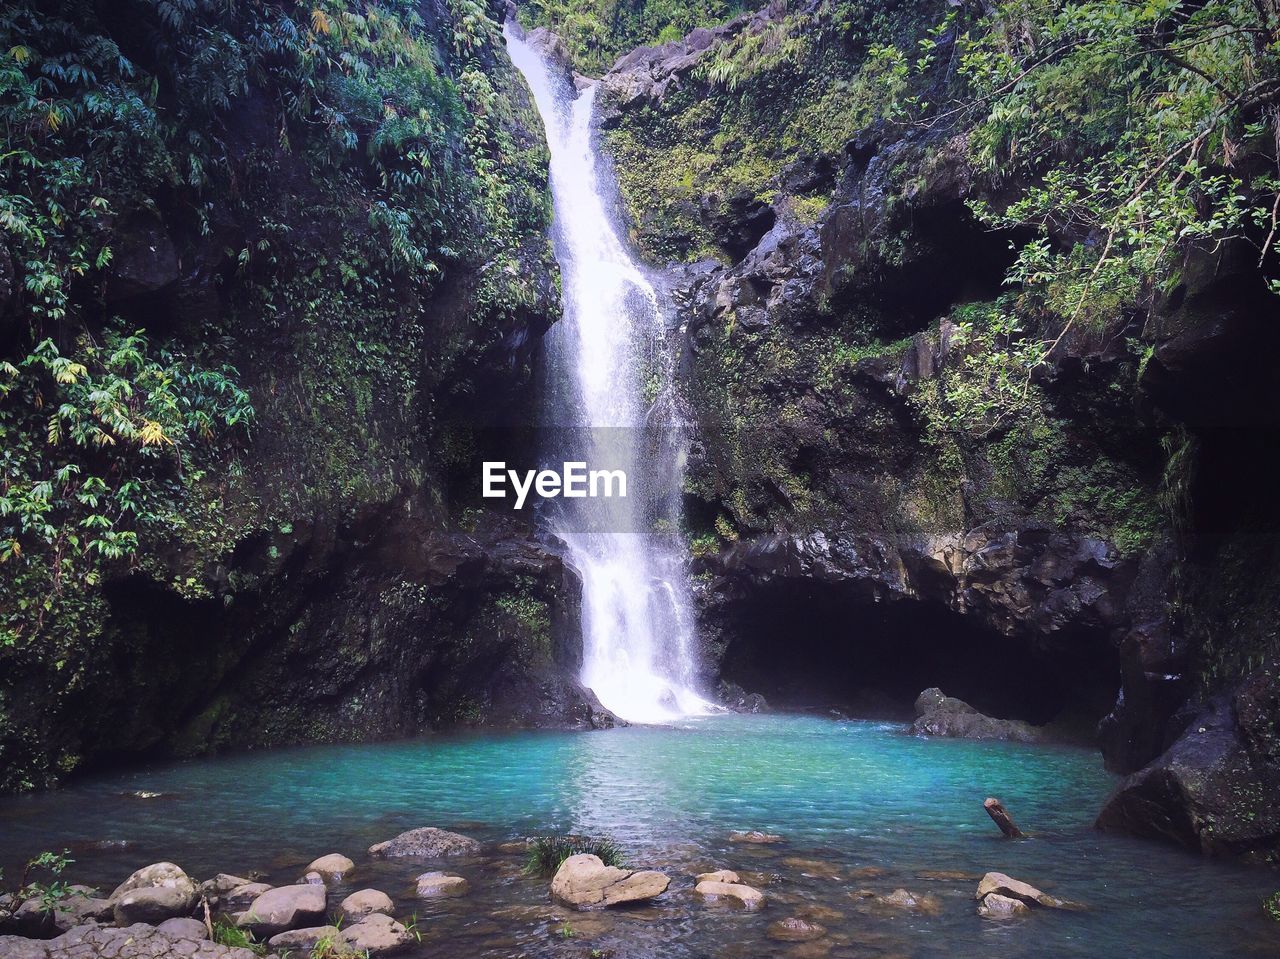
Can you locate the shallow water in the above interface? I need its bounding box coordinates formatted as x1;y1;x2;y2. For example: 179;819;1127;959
1;715;1276;958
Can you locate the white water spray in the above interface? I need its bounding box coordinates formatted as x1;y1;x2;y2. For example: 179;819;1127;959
505;26;712;724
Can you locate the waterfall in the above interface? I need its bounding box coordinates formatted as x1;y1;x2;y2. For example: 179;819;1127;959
505;26;712;724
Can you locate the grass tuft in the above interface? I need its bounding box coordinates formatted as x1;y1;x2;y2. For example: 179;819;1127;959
524;835;623;877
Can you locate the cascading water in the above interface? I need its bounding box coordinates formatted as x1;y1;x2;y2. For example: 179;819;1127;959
505;26;712;724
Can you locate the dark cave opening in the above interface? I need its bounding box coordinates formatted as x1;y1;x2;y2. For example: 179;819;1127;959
716;581;1120;732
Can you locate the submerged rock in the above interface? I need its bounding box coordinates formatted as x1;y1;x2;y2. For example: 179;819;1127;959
694;880;765;910
369;827;480;859
766;917;826;942
414;872;469;899
870;888;942;915
910;688;1042;743
549;854;670;910
727;830;784;844
978;893;1030;920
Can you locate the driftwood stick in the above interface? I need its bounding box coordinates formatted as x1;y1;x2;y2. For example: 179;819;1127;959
984;797;1026;839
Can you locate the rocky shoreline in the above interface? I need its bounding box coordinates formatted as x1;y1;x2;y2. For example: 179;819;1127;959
0;824;1095;958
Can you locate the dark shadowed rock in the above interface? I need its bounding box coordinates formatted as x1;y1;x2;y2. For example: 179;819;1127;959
1097;664;1280;862
910;688;1042;743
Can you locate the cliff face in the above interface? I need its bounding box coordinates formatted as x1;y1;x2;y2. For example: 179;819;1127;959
596;0;1280;862
0;0;609;792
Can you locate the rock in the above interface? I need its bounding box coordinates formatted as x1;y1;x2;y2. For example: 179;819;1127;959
694;870;739;884
306;853;354;882
549;855;670;911
694;880;765;910
0;935;49;959
1097;673;1280;863
727;830;783;844
340;913;413;955
340;889;394;922
268;925;342;952
414;872;469;899
237;883;327;936
108;862;197;927
870;888;941;915
368;827;481;858
43;923;260;958
157;917;210;940
978;893;1030;919
113;886;198;927
910;688;1042;743
223;882;272;910
200;874;252;905
974;872;1081;909
11;889;112;936
766;917;826;942
300;871;325;885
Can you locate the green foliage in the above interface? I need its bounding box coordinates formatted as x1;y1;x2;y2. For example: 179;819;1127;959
602;0;936;262
211;918;267;956
1265;890;1280;922
521;0;752;73
874;0;1280;348
1;849;74;916
0;0;555;790
524;835;623;877
0;329;252;645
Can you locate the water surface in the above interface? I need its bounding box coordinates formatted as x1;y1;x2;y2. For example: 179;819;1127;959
1;715;1275;958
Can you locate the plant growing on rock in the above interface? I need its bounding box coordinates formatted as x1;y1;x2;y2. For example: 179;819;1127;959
524;835;623;877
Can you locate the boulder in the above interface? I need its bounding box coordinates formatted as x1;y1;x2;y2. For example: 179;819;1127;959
1097;675;1280;862
223;882;272;911
368;827;480;859
11;888;112;936
414;872;469;899
766;917;826;942
268;925;342;952
549;854;670;911
157;917;209;940
978;893;1030;920
200;874;253;907
974;872;1081;910
910;688;1042;743
237;883;327;936
340;889;394;922
108;863;197;927
340;913;413;955
306;854;354;882
694;880;765;910
300;871;325;885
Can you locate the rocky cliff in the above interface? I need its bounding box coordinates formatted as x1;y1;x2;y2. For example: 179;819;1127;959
0;0;608;792
594;0;1280;862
